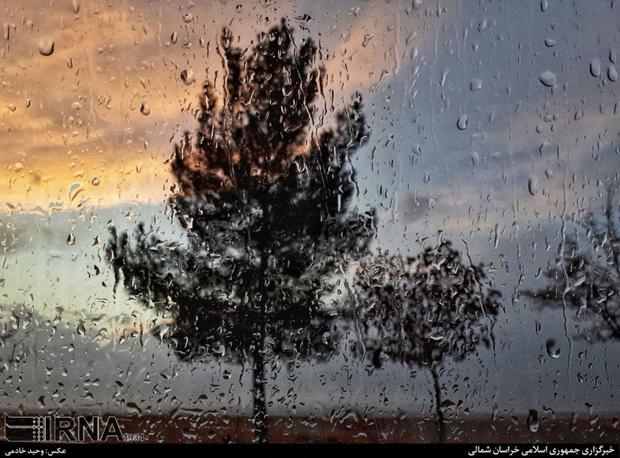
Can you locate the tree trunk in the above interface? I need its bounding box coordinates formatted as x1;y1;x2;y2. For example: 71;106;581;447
430;364;445;443
252;256;269;443
251;326;268;443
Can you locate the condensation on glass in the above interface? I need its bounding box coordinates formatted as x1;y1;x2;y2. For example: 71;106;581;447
0;0;618;444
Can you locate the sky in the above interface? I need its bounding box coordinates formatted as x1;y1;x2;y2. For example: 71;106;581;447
0;0;619;429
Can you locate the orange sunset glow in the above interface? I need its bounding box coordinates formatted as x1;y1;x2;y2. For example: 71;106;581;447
1;0;406;211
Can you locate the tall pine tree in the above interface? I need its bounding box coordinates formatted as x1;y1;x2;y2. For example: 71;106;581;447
107;19;375;443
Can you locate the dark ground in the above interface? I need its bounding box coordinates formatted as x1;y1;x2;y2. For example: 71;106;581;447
0;413;618;443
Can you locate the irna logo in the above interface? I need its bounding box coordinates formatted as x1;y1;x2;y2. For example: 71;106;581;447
4;415;124;442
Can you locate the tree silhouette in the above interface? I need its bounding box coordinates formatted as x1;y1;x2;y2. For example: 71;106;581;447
349;241;501;442
526;185;620;341
106;19;375;443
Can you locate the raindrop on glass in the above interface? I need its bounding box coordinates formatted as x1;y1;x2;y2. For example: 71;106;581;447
590;58;602;77
608;65;618;82
470;78;482;92
528;176;539;196
527;409;540;433
545;339;561;359
140;102;150;116
38;38;55;56
539;71;557;87
457;115;469;130
181;69;195;86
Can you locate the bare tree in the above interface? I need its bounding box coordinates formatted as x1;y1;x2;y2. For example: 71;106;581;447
106;19;375;443
526;185;620;341
349;241;501;442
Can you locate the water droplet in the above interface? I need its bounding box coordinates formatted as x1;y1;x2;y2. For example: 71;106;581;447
180;69;195;86
590;58;602;77
544;38;556;48
66;233;76;246
539;71;557;87
608;65;618;82
470;78;482;92
182;13;194;23
90;176;100;186
140;102;150;116
574;275;586;288
545;339;561;359
457;115;469;130
69;183;83;202
126;402;142;415
38;38;55;56
527;409;540;433
71;0;80;14
77;321;86;336
362;33;374;47
528;176;539;196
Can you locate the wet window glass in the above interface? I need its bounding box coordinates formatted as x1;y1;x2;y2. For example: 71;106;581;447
0;0;619;447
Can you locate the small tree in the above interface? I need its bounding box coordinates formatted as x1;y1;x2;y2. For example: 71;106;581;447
106;19;375;443
526;185;620;341
350;241;501;442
